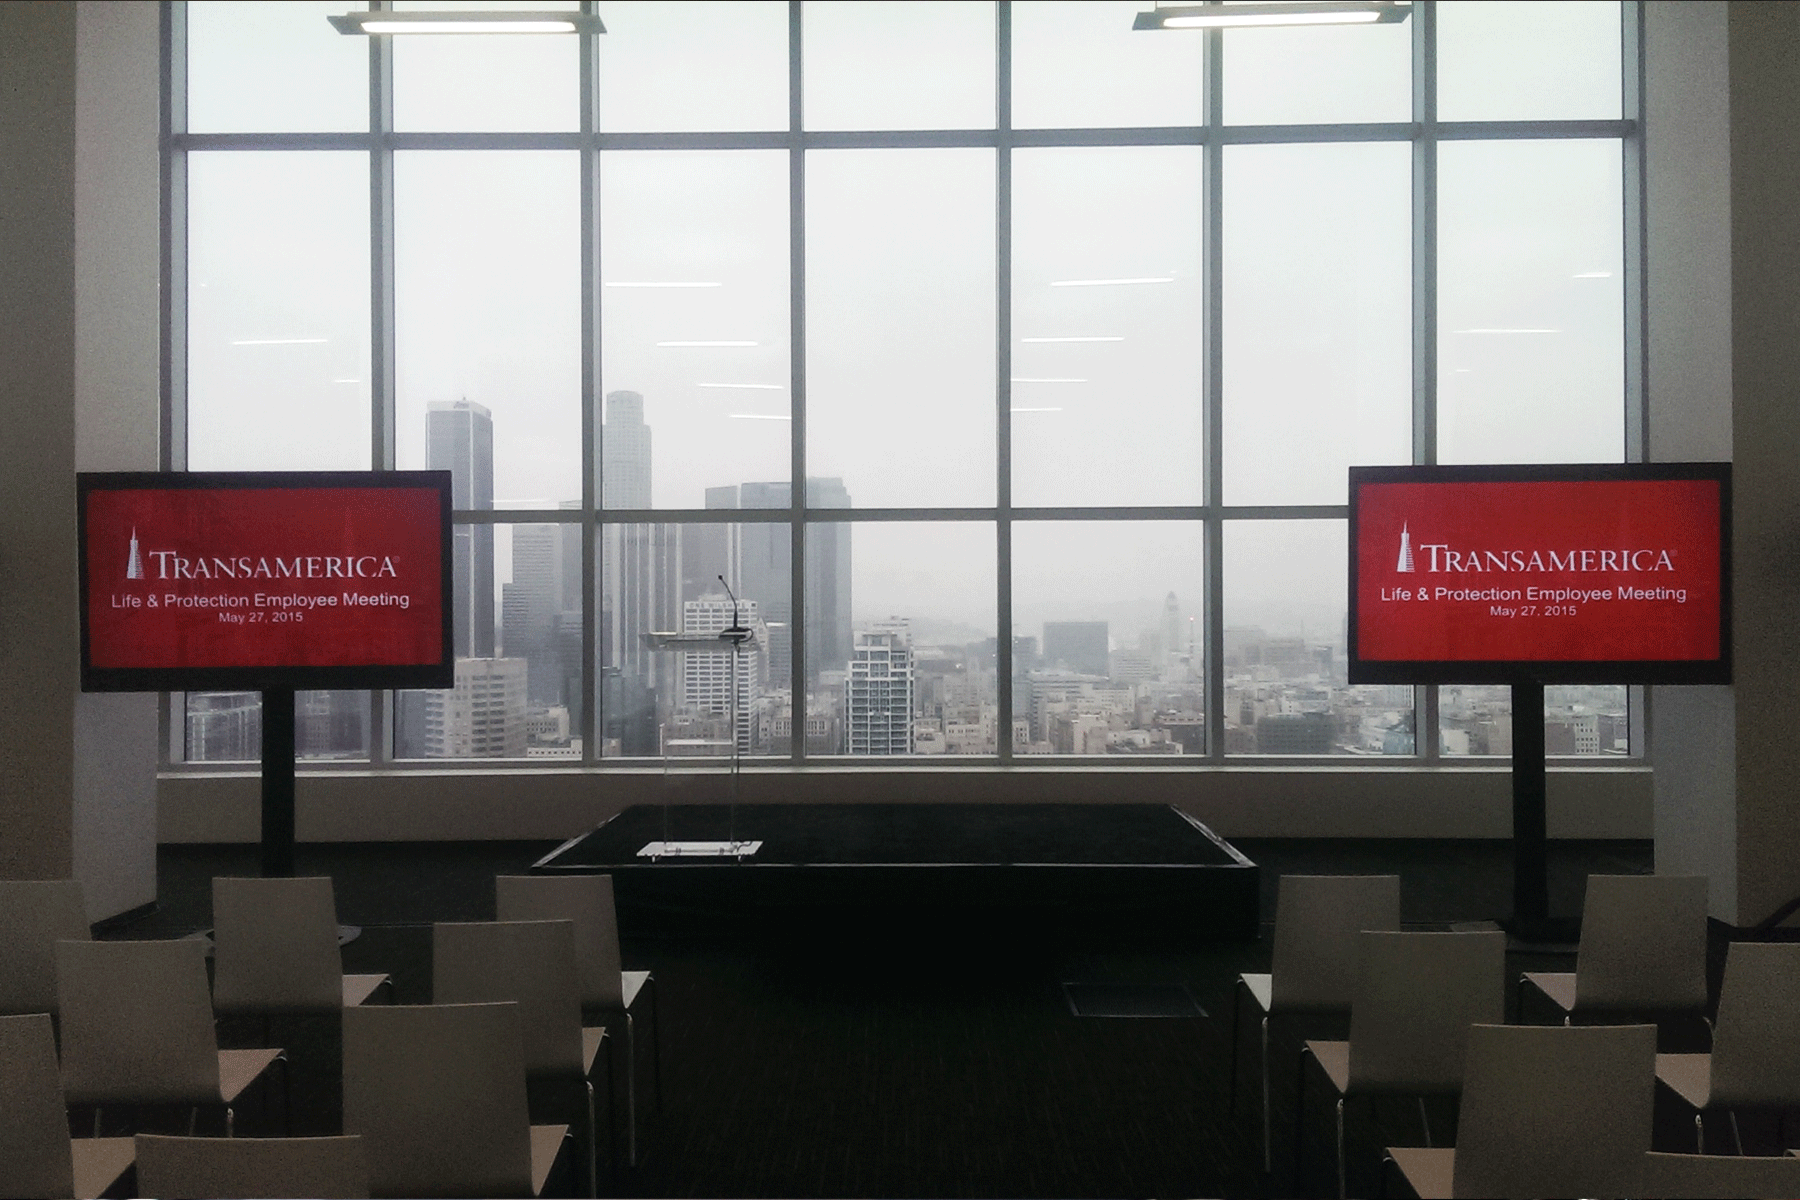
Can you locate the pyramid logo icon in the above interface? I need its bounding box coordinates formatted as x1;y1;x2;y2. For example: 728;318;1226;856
1396;523;1415;573
125;528;144;580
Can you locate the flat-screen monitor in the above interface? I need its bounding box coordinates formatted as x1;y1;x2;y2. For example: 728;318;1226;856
79;471;453;692
1348;463;1730;685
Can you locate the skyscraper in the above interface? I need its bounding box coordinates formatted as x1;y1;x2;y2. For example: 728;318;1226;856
502;523;563;706
602;390;651;508
428;399;495;658
681;592;767;756
713;477;853;687
1043;621;1110;679
601;391;680;753
848;626;913;755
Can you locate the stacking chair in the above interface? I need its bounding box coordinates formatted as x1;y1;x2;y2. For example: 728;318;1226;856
56;938;286;1138
1638;1149;1800;1198
135;1134;369;1199
0;878;89;1018
1655;940;1800;1153
0;1013;134;1200
1382;1022;1656;1200
1518;873;1708;1030
496;873;659;1166
343;1001;569;1198
1296;930;1505;1200
433;919;608;1197
1229;873;1400;1173
212;876;392;1025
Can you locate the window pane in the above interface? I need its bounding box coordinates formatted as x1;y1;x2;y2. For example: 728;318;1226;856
809;523;996;756
1011;1;1204;130
187;152;371;471
803;1;995;131
501;521;584;759
1012;148;1203;506
600;151;789;508
595;1;787;132
394;152;581;507
1224;520;1413;755
1438;1;1622;122
1437;140;1623;465
1222;17;1410;125
187;1;370;133
185;691;370;762
391;0;580;132
1013;522;1205;756
1223;143;1411;505
807;150;995;507
1439;684;1630;756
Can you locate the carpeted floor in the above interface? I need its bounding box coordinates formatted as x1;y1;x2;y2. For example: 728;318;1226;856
102;834;1739;1199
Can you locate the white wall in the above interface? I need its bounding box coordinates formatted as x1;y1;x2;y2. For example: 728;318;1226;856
71;0;161;921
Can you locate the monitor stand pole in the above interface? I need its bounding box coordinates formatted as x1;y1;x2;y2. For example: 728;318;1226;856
260;688;296;878
1504;679;1578;946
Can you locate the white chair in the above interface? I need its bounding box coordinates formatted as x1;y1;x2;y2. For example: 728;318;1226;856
1637;1149;1800;1198
212;876;392;1020
56;938;286;1138
1655;940;1800;1153
496;873;659;1166
1518;874;1708;1029
0;1013;134;1200
135;1133;369;1199
1382;1022;1656;1200
433;919;609;1197
1297;929;1505;1199
0;879;89;1017
1229;874;1401;1173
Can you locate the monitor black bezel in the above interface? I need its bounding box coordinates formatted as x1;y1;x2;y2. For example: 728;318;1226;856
78;470;455;693
1346;462;1732;686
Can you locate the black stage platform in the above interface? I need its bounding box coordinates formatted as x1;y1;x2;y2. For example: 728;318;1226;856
534;803;1259;940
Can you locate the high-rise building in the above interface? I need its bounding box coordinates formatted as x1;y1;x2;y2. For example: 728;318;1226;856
502;523;564;706
1043;621;1109;679
428;399;495;658
707;478;853;686
601;391;680;753
1160;592;1184;659
680;592;767;756
422;657;528;758
848;626;913;755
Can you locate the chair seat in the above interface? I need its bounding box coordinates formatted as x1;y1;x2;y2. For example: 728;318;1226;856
218;1047;284;1105
342;973;389;1008
529;1123;568;1197
582;1026;606;1076
1304;1039;1351;1094
1522;970;1578;1013
621;970;650;1009
71;1136;136;1200
1240;972;1272;1013
1656;1051;1711;1109
1387;1145;1455;1200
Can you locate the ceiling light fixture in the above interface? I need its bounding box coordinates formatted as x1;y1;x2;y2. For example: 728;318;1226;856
1135;2;1410;31
657;341;759;348
1050;277;1173;287
1021;336;1126;343
328;10;604;35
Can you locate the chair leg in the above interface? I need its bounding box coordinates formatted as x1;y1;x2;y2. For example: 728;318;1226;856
1335;1096;1346;1200
1228;979;1244;1116
1262;1014;1273;1175
190;1106;200;1137
648;972;663;1118
1729;1109;1744;1155
225;1105;234;1137
1418;1096;1432;1148
586;1079;597;1199
627;1009;638;1168
1696;1111;1705;1155
1295;1044;1312;1189
93;1107;102;1139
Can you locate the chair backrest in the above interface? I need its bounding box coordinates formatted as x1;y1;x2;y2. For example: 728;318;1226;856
1574;873;1709;1010
495;874;624;1009
1639;1149;1800;1199
0;879;89;1017
433;919;583;1076
57;938;222;1106
1708;940;1800;1108
1346;930;1505;1094
1452;1022;1656;1200
0;1013;75;1200
343;1002;534;1198
212;876;344;1013
135;1135;370;1200
1268;875;1402;1012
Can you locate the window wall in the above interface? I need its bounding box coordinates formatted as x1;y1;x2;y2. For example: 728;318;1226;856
171;0;1639;766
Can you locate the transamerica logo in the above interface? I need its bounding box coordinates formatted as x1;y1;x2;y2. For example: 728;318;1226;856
129;547;401;582
1393;528;1676;575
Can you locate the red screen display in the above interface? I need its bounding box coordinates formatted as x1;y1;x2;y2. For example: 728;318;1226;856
1349;468;1729;683
81;476;450;689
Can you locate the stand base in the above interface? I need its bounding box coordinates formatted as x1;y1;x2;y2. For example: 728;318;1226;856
638;840;762;859
1501;915;1581;950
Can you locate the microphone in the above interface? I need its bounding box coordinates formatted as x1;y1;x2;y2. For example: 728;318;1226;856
718;574;752;645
